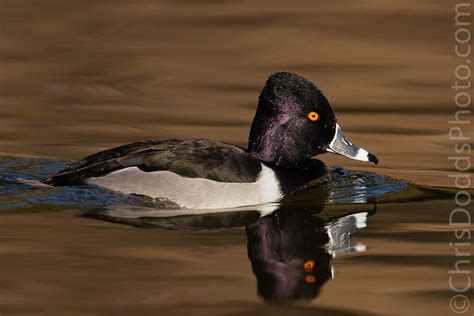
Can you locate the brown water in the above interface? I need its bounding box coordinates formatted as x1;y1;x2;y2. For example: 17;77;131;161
0;1;473;315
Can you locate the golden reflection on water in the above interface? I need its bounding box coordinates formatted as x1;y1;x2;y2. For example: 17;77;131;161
0;1;472;315
0;0;471;187
0;199;466;316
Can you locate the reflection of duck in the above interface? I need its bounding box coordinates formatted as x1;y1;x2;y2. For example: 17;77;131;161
246;206;374;303
246;208;331;302
44;72;377;209
83;197;375;303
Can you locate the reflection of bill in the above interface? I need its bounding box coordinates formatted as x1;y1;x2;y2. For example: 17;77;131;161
246;207;374;303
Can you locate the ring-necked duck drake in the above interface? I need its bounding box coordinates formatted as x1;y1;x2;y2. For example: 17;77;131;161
45;72;378;209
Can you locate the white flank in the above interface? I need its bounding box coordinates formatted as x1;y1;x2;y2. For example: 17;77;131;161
86;164;282;209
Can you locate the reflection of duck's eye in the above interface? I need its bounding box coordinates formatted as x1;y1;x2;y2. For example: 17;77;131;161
305;274;317;283
308;111;319;122
304;259;315;272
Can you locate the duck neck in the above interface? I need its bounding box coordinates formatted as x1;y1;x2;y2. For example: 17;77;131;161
248;139;307;169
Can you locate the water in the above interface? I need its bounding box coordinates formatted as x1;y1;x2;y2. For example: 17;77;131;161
0;0;470;189
0;156;464;315
0;0;472;314
0;157;409;212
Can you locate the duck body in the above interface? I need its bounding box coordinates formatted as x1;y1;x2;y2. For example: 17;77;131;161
46;139;328;209
45;72;377;209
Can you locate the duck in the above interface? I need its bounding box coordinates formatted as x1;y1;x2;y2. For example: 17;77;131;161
44;72;378;209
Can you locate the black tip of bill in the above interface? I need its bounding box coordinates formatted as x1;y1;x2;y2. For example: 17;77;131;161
368;153;379;165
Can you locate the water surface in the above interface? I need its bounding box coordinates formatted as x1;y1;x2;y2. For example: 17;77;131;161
0;0;471;187
0;1;472;315
0;156;465;316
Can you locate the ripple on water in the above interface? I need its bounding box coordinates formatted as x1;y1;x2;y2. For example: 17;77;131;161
0;156;439;216
0;156;462;306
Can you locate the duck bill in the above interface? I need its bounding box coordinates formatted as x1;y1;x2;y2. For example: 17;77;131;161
327;124;378;165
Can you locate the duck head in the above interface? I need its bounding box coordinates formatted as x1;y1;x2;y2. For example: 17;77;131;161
248;72;378;168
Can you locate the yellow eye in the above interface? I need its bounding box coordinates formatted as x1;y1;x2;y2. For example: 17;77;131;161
304;260;315;272
308;111;319;121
